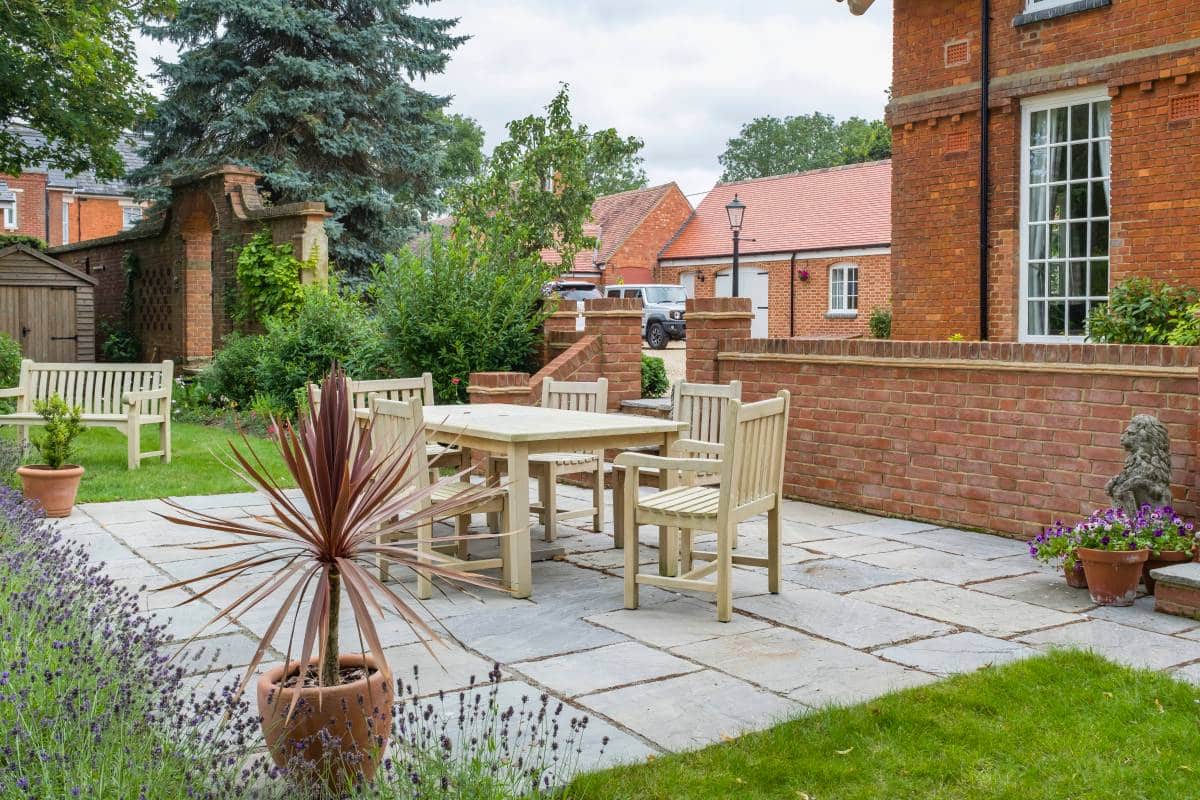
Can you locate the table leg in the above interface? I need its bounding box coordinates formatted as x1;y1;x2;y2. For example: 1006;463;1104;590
658;430;680;577
502;442;532;599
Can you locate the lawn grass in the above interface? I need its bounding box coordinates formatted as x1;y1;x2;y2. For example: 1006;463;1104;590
569;650;1200;800
66;421;294;503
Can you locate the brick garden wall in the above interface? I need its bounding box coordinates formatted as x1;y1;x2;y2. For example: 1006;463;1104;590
1;172;47;241
889;0;1200;340
688;297;1200;539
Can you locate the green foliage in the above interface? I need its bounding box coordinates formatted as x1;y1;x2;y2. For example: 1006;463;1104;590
137;0;464;276
641;355;669;399
197;332;265;408
374;230;551;403
868;306;892;339
1167;303;1200;346
233;230;304;323
718;112;893;181
0;0;169;179
101;250;141;362
0;331;22;413
1086;277;1200;344
0;233;48;250
584;128;648;196
451;85;600;273
570;650;1200;800
434;112;487;213
30;394;84;469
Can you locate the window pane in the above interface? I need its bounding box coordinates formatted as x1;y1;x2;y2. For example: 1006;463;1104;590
1048;223;1066;258
1092;101;1111;140
1029;225;1047;259
1029;187;1048;221
1090;181;1108;218
1089;260;1109;297
1048;301;1067;335
1068;261;1088;296
1031;110;1049;146
1070;104;1091;139
1068;183;1087;220
1028;301;1046;336
1090;221;1109;257
1030;148;1048;183
1068;301;1088;336
1049;146;1068;182
1028;262;1047;297
1069;222;1088;259
1049;184;1067;220
1050;107;1069;143
1070;143;1088;180
1048;262;1066;297
831;270;843;310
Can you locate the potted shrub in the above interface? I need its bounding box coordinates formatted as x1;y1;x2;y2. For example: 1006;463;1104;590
1132;505;1197;594
17;394;85;517
159;366;505;788
1029;521;1085;588
1074;508;1150;607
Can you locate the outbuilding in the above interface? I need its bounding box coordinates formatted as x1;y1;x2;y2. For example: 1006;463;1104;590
0;244;96;362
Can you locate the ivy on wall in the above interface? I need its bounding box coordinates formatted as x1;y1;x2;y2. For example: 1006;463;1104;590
99;251;141;362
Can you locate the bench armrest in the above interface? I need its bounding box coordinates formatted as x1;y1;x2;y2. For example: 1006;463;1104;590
613;452;723;475
0;386;24;399
668;439;724;459
123;387;170;406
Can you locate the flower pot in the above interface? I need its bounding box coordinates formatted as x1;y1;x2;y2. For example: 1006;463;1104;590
1064;561;1088;589
1143;549;1193;595
17;465;84;517
1077;547;1149;607
258;653;392;787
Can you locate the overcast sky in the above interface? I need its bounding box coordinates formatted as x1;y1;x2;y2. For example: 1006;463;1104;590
135;0;892;199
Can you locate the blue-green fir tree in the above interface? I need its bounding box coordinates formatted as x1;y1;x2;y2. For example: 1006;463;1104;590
136;0;463;277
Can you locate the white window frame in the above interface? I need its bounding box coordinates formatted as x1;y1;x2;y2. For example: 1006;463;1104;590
0;197;15;230
1024;0;1077;13
828;262;859;316
121;204;142;231
61;199;71;242
1019;86;1111;343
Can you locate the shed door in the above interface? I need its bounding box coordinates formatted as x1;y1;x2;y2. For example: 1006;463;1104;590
0;287;77;362
715;267;770;338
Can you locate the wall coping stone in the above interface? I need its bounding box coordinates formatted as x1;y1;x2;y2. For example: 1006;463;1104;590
1150;563;1200;591
687;310;755;321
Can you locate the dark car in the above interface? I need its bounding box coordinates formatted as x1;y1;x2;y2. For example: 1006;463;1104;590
543;280;602;302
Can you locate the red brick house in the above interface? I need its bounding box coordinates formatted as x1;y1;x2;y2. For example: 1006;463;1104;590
1;126;146;247
543;182;693;286
841;0;1200;342
657;161;892;338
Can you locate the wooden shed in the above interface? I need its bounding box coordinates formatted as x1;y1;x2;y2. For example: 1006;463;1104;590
0;245;96;362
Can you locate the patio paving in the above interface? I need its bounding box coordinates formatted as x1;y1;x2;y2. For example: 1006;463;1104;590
57;485;1200;772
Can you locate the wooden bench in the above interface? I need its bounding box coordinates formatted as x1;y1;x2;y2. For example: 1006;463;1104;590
0;359;174;469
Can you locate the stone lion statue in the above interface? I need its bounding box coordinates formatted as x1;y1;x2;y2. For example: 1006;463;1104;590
1106;414;1173;516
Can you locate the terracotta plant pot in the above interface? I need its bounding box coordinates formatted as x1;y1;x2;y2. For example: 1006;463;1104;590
1077;547;1149;607
1143;549;1193;595
17;465;84;517
258;653;393;786
1064;561;1088;589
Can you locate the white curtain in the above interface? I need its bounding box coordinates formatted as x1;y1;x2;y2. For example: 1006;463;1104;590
1097;101;1112;204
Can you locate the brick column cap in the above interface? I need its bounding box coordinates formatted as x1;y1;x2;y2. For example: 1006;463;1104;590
583;297;642;318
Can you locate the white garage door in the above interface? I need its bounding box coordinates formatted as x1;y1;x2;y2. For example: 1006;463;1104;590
715;267;769;338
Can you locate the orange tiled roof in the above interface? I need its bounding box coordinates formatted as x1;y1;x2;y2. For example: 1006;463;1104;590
659;160;891;261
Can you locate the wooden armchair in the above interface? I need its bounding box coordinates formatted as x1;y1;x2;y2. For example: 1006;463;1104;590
615;390;790;622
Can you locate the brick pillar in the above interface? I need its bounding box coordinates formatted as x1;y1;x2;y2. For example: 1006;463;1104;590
466;371;533;405
583;297;643;410
685;297;753;384
543;300;580;336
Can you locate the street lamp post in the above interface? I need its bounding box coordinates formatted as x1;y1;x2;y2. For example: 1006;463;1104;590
725;194;746;297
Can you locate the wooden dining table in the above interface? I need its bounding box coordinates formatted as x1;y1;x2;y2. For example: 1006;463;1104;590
420;403;689;599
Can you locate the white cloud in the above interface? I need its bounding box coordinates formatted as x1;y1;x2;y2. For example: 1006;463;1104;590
136;0;892;197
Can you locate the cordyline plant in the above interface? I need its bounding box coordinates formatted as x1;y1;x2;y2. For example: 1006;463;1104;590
158;365;505;705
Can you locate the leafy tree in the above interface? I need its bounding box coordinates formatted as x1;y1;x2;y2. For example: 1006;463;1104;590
585;128;648;196
718;112;892;181
0;0;167;179
450;84;599;273
136;0;464;276
432;112;486;214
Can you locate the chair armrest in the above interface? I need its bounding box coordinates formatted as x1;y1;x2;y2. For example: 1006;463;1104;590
0;386;24;399
668;439;724;459
123;387;170;406
613;452;723;475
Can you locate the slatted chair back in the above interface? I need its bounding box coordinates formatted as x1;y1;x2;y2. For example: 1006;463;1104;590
352;373;434;409
18;360;173;416
369;397;431;492
671;380;742;445
719;390;791;513
540;377;608;413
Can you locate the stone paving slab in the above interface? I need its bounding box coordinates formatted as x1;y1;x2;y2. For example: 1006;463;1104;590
442;605;631;662
855;547;1033;586
783;557;912;594
874;633;1035;676
169;631;267;674
586;598;770;648
514;641;699;698
969;571;1098;613
384;641;498;697
834;518;940;538
577;669;800;751
900;528;1032;560
850;581;1079;637
1088;596;1200;635
781;501;877;527
803;534;914;558
737;583;954;649
1019;619;1200;671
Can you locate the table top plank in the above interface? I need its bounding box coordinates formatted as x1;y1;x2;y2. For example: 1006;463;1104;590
421;403;687;443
